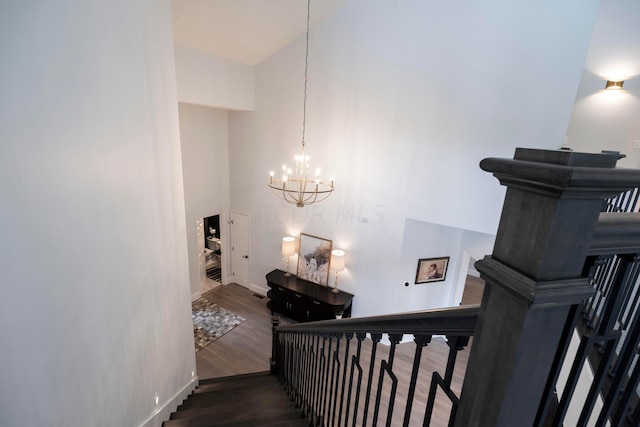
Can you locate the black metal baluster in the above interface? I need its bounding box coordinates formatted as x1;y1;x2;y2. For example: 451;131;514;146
611;346;640;427
616;190;629;212
314;334;326;426
551;333;603;426
598;304;640;426
348;333;366;427
630;187;640;212
610;259;640;379
320;334;334;426
287;333;294;396
624;188;633;211
619;264;640;331
609;256;639;327
271;317;280;375
314;334;328;426
589;256;619;330
580;256;604;318
629;383;640;425
583;257;608;320
302;333;313;417
424;336;469;427
362;333;382;426
311;333;322;426
286;334;293;393
372;334;401;427
290;334;296;391
443;336;469;426
338;333;353;427
534;304;582;427
403;335;432;426
299;333;306;409
329;333;343;427
293;333;302;403
278;333;286;381
576;336;619;426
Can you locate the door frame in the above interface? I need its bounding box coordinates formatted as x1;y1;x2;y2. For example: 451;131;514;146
450;250;481;306
230;211;250;289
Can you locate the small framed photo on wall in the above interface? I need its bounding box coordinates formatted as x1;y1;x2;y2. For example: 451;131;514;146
297;233;333;286
415;257;449;284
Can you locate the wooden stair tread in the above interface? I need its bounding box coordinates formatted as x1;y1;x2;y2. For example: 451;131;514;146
197;371;270;385
192;374;279;394
164;373;306;427
163;416;309;427
176;394;293;411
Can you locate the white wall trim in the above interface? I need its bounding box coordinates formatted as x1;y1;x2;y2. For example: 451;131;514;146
139;377;198;427
191;291;201;302
250;282;269;296
451;250;480;307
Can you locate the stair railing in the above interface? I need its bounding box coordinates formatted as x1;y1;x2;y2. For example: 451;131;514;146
272;305;478;427
271;149;640;427
533;211;640;427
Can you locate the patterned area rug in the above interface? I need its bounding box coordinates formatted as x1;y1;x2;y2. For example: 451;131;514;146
192;298;245;352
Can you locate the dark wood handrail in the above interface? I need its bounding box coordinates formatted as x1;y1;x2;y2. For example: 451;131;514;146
588;212;640;255
272;304;479;426
275;304;479;335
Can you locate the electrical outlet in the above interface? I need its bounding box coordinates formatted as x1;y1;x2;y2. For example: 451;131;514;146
633;140;640;149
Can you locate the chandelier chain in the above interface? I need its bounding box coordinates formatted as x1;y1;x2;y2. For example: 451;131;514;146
302;0;310;149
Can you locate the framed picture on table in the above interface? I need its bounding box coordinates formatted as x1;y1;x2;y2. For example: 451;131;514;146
297;233;332;286
415;256;449;284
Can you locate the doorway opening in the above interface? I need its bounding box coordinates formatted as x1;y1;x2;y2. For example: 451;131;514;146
452;250;485;306
201;214;222;293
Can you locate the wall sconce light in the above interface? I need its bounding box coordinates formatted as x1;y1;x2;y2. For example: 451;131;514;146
282;237;296;277
330;249;346;294
605;80;624;90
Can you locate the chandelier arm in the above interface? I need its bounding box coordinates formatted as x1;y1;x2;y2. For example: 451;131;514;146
269;186;289;203
282;182;299;206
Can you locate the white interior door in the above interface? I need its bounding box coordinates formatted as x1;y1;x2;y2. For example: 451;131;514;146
230;212;250;288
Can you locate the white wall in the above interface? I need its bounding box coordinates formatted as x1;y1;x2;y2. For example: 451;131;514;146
0;1;195;426
178;103;231;299
174;43;255;111
398;220;462;312
228;0;599;316
565;0;640;169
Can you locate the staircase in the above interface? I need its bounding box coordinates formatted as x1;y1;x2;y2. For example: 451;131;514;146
163;372;307;427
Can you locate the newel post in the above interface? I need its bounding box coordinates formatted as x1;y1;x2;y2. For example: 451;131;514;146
270;316;280;374
454;148;640;427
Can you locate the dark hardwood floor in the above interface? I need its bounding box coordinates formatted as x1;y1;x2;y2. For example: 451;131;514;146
195;283;285;378
461;275;485;306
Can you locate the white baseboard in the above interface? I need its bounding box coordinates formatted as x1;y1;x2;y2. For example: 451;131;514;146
139;377;198;427
249;282;268;296
191;291;201;302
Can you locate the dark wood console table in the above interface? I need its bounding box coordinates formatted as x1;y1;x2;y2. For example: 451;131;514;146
266;269;354;322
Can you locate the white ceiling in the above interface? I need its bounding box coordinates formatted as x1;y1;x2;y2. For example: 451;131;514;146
171;0;350;65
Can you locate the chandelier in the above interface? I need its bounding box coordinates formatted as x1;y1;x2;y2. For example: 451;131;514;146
268;0;334;208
